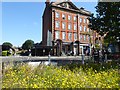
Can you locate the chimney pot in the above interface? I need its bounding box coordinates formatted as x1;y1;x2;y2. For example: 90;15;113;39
46;0;50;3
45;0;50;6
80;7;84;10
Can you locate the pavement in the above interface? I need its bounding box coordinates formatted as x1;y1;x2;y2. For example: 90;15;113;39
0;55;91;63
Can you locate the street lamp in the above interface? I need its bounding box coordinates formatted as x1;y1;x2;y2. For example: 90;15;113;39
43;49;45;56
116;37;120;52
117;37;120;42
48;48;52;64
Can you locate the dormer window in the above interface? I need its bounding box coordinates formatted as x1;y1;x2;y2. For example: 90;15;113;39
69;6;72;9
62;3;67;8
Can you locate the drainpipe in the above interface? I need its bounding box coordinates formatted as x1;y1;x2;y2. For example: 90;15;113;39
77;14;80;56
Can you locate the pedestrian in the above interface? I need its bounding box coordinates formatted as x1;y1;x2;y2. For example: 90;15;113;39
94;49;99;63
102;49;105;62
85;49;88;56
91;48;95;61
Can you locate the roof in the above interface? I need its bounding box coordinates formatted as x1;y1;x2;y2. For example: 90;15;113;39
50;0;91;16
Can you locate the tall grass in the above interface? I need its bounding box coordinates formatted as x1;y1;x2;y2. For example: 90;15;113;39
2;61;119;88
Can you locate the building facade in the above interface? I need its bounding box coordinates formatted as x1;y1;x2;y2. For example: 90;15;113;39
42;0;101;56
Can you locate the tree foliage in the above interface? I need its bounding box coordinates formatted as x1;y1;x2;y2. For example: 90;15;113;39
22;40;34;50
89;2;120;43
2;42;13;47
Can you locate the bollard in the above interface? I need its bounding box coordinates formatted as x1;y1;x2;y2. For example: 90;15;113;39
82;54;84;64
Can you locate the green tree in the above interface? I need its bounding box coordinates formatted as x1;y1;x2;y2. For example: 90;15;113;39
89;2;120;43
2;42;13;47
22;40;34;50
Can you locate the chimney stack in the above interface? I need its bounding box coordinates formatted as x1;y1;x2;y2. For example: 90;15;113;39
45;0;50;7
80;7;84;10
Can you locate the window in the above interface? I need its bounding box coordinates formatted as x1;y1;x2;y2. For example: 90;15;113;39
55;31;60;39
74;33;77;41
55;21;60;28
55;12;59;18
74;24;77;30
84;35;86;41
68;15;71;21
87;19;89;24
79;35;82;40
79;25;82;31
68;23;71;30
84;26;87;32
89;29;92;33
87;28;90;32
74;16;77;21
68;33;72;40
62;32;66;40
62;14;66;19
62;22;66;29
88;35;90;41
80;18;82;23
83;18;86;23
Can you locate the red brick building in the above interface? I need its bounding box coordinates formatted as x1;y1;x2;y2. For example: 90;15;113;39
42;0;102;56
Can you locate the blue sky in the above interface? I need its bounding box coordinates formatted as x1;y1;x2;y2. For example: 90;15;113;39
2;1;98;47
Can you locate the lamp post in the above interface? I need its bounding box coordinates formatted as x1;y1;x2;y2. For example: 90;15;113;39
43;49;45;56
48;48;52;64
75;40;80;56
117;37;120;52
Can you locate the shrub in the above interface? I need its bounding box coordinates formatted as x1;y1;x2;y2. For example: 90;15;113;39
2;50;11;56
2;51;8;56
